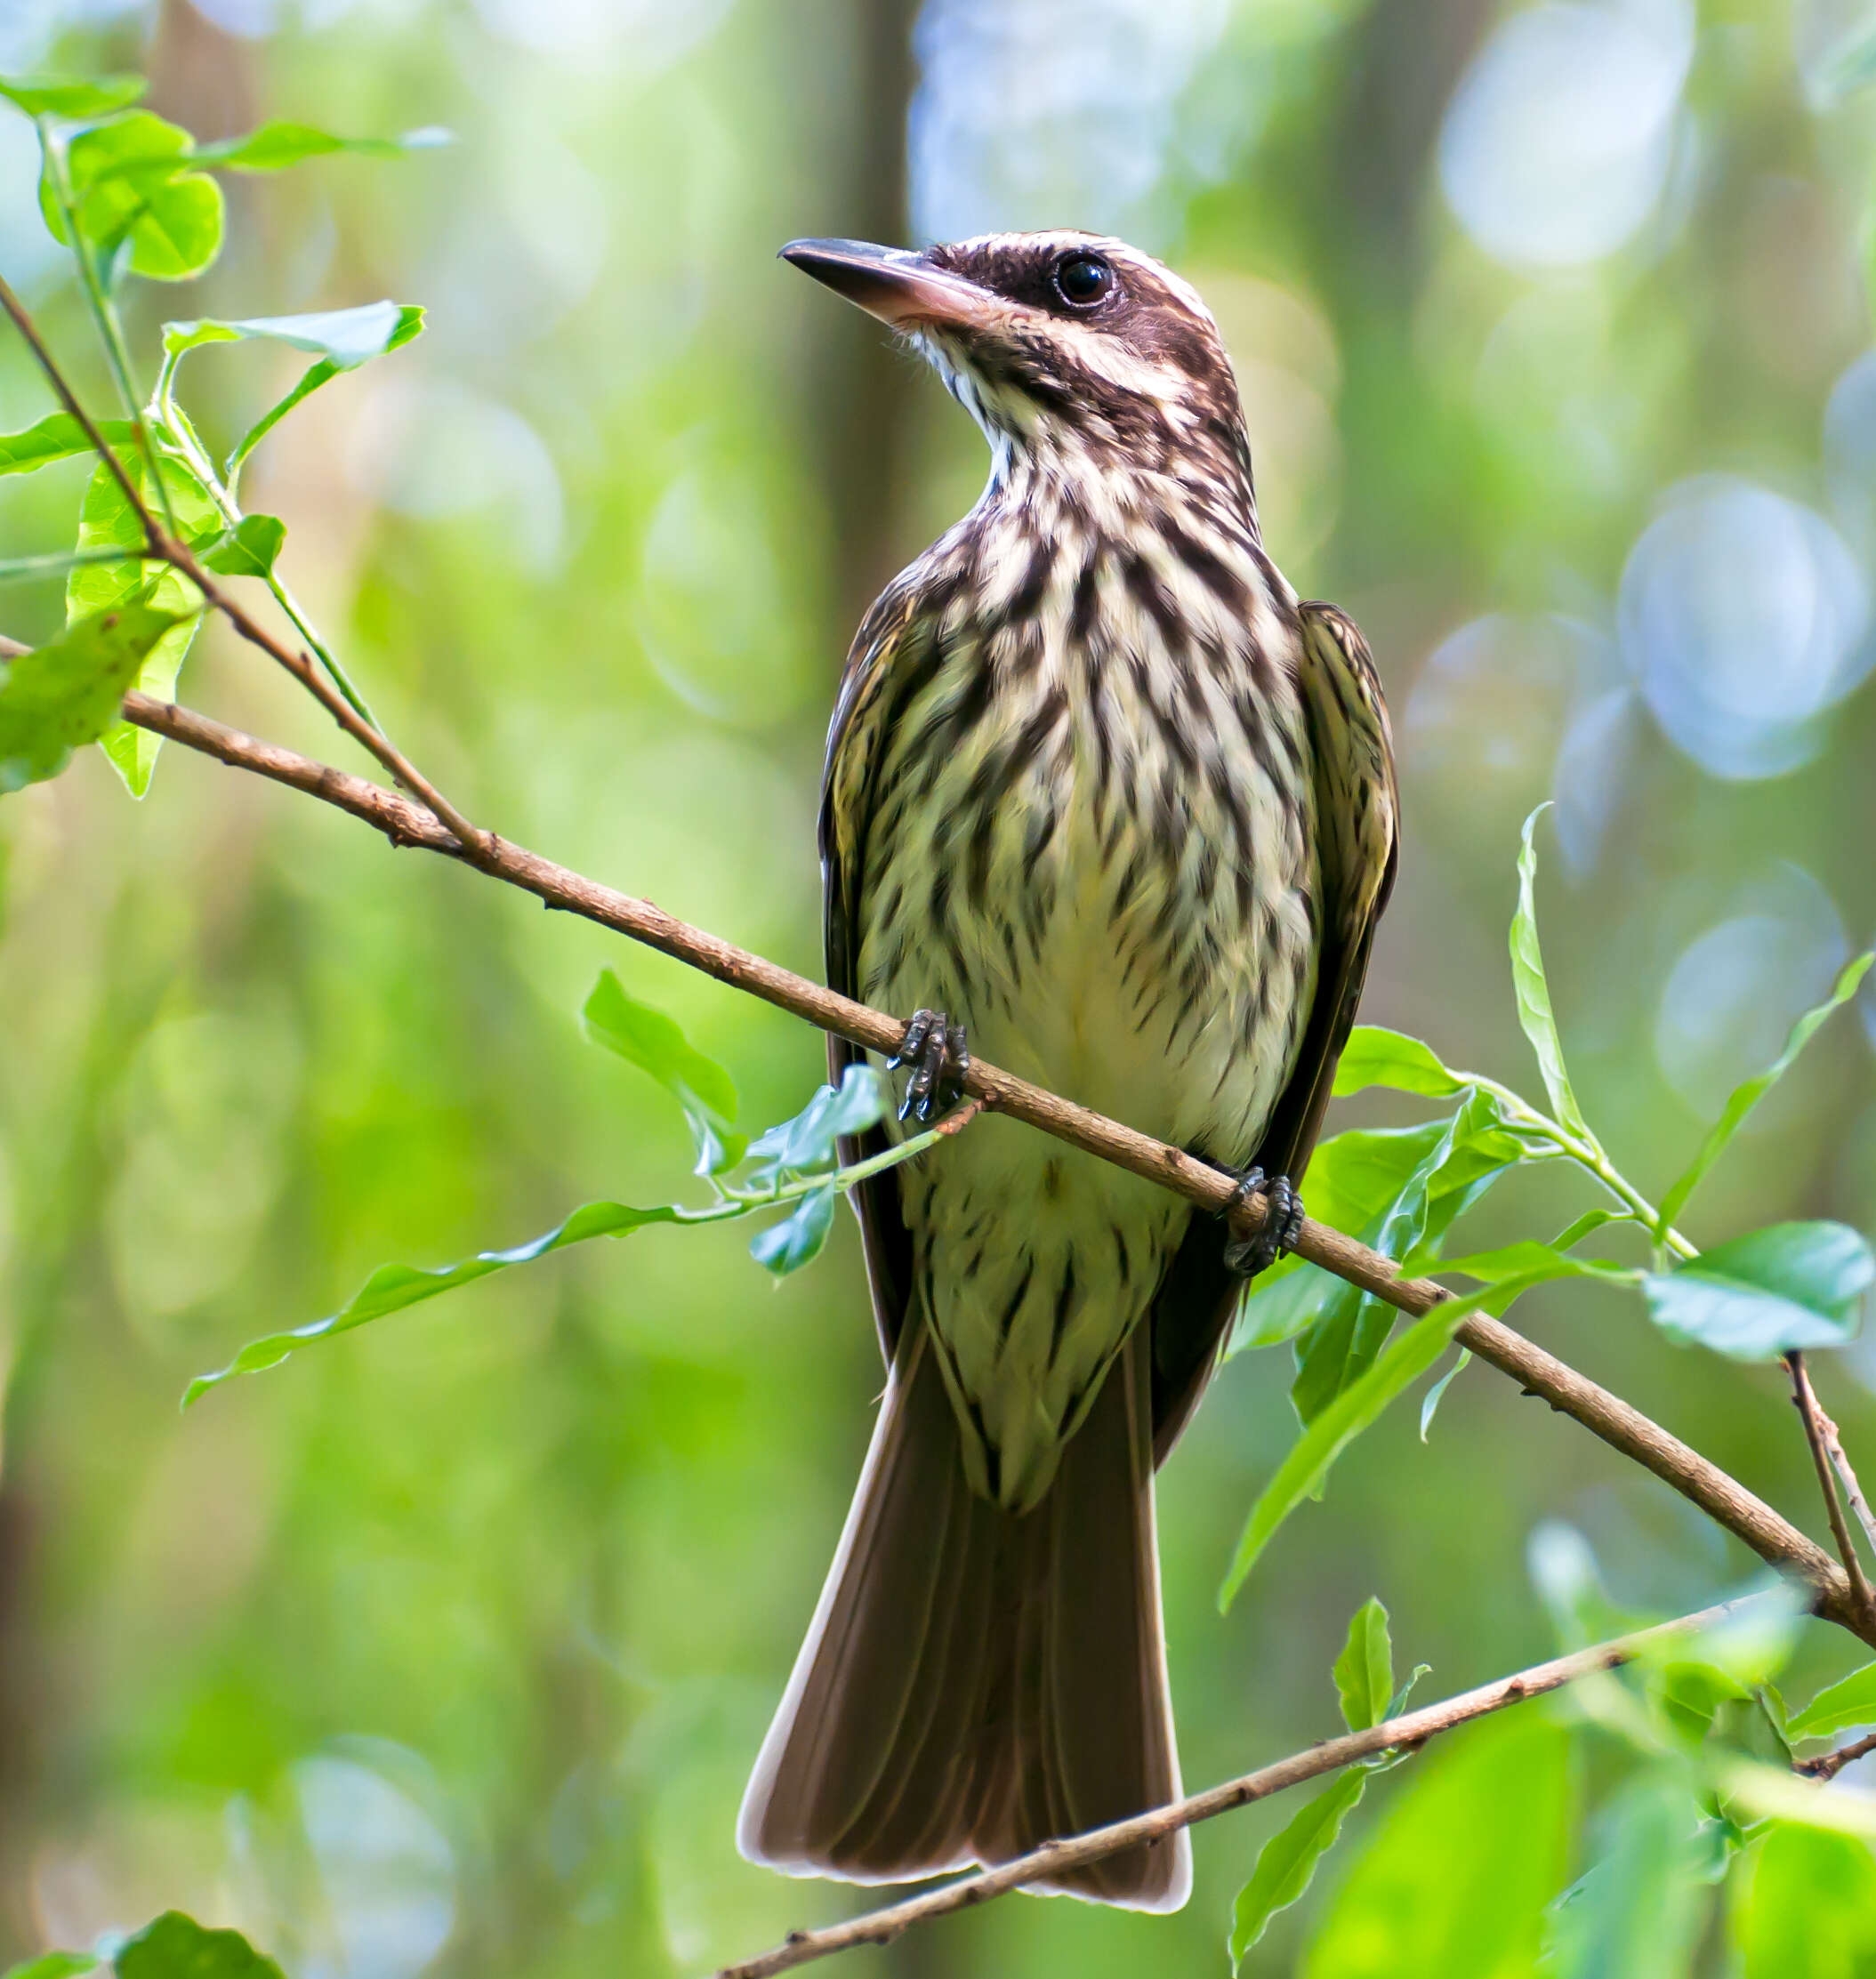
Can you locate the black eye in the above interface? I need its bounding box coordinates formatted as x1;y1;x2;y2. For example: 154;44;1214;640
1053;252;1114;309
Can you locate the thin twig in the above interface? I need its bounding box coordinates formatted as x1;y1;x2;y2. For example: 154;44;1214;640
0;269;150;535
0;275;487;858
1787;1352;1876;1632
714;1598;1751;1976
1798;1728;1876;1782
116;688;1876;1647
1812;1374;1876;1559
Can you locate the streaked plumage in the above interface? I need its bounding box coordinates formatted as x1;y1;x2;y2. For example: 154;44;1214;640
741;231;1397;1911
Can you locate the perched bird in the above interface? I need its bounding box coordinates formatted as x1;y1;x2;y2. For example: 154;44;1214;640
740;232;1397;1911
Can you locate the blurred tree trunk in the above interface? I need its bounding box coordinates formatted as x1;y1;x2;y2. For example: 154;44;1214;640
815;0;922;648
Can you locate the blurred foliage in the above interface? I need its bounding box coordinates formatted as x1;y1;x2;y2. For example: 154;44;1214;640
3;2;1876;1977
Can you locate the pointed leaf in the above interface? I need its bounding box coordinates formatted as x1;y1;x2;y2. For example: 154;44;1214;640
747;1066;888;1179
163;301;425;370
1786;1661;1876;1740
190;302;426;474
750;1184;837;1276
1229;1771;1368;1968
113;1912;284;1979
1510;805;1591;1140
1656;952;1875;1234
191;122;452;170
1642;1221;1872;1361
184;1195;727;1405
3;1954;99;1979
1333;1026;1468;1099
581;969;745;1175
0;73;145;117
0;414;134;475
1333;1597;1396;1732
1420;1349;1469;1439
0;599;188;792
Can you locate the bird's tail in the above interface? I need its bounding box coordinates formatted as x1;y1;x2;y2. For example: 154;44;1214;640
737;1322;1190;1911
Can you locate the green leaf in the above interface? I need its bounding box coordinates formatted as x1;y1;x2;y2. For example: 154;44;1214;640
0;599;189;792
1546;1773;1710;1979
581;969;745;1176
749;1183;837;1276
746;1066;888;1179
1301;1713;1572;1979
1333;1026;1468;1100
1786;1661;1876;1740
1656;952;1875;1235
190;121;452;170
164;301;427;370
44;112;224;280
1510;804;1591;1142
1333;1597;1396;1733
65;447;218;795
3;1953;100;1979
1419;1349;1469;1439
184;1195;727;1405
1642;1221;1872;1361
0;73;146;117
1733;1824;1876;1978
186;302;425;475
112;1911;285;1979
0;414;134;475
1230;1771;1368;1969
199;513;284;579
1224;1297;1469;1609
1225;1245;1623;1610
1290;1090;1533;1422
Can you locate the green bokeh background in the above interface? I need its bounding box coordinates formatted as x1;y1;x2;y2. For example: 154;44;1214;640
2;0;1875;1973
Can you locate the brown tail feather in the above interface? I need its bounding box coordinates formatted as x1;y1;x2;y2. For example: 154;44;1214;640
737;1324;1189;1911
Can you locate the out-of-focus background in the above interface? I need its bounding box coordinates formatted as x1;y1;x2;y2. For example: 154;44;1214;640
2;0;1875;1972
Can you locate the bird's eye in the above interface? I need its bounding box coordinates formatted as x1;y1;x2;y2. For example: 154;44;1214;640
1053;253;1114;309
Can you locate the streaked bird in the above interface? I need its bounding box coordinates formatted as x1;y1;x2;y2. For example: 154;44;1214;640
740;231;1398;1911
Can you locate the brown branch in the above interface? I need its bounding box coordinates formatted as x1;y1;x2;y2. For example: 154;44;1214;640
1787;1353;1876;1632
117;688;1876;1648
1798;1727;1876;1782
714;1598;1749;1976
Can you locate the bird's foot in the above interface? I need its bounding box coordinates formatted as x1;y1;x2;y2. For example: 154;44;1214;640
889;1007;970;1124
1219;1165;1305;1278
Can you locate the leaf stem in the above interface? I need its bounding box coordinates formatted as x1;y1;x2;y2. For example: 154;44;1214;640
34;117;180;541
0;544;141;583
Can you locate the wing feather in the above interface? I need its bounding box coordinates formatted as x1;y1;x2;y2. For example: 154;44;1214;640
1148;599;1398;1457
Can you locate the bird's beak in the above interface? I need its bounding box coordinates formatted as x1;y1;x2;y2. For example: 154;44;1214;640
779;237;996;333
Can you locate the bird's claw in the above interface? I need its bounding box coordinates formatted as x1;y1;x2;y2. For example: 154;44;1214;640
890;1007;969;1123
1220;1165;1305;1278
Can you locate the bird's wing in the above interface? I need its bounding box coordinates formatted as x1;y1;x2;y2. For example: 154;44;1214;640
1148;599;1399;1460
820;584;930;1370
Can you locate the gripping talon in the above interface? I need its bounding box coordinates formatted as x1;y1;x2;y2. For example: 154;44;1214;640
892;1006;969;1124
1220;1167;1305;1278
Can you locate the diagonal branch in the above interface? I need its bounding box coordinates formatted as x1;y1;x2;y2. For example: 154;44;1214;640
117;689;1874;1647
714;1597;1752;1977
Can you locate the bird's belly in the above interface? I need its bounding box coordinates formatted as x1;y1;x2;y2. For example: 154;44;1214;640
858;706;1317;1510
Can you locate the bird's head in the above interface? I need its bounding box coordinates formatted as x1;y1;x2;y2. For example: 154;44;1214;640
780;229;1252;503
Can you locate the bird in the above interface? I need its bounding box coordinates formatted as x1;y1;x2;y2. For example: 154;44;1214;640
738;231;1397;1912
